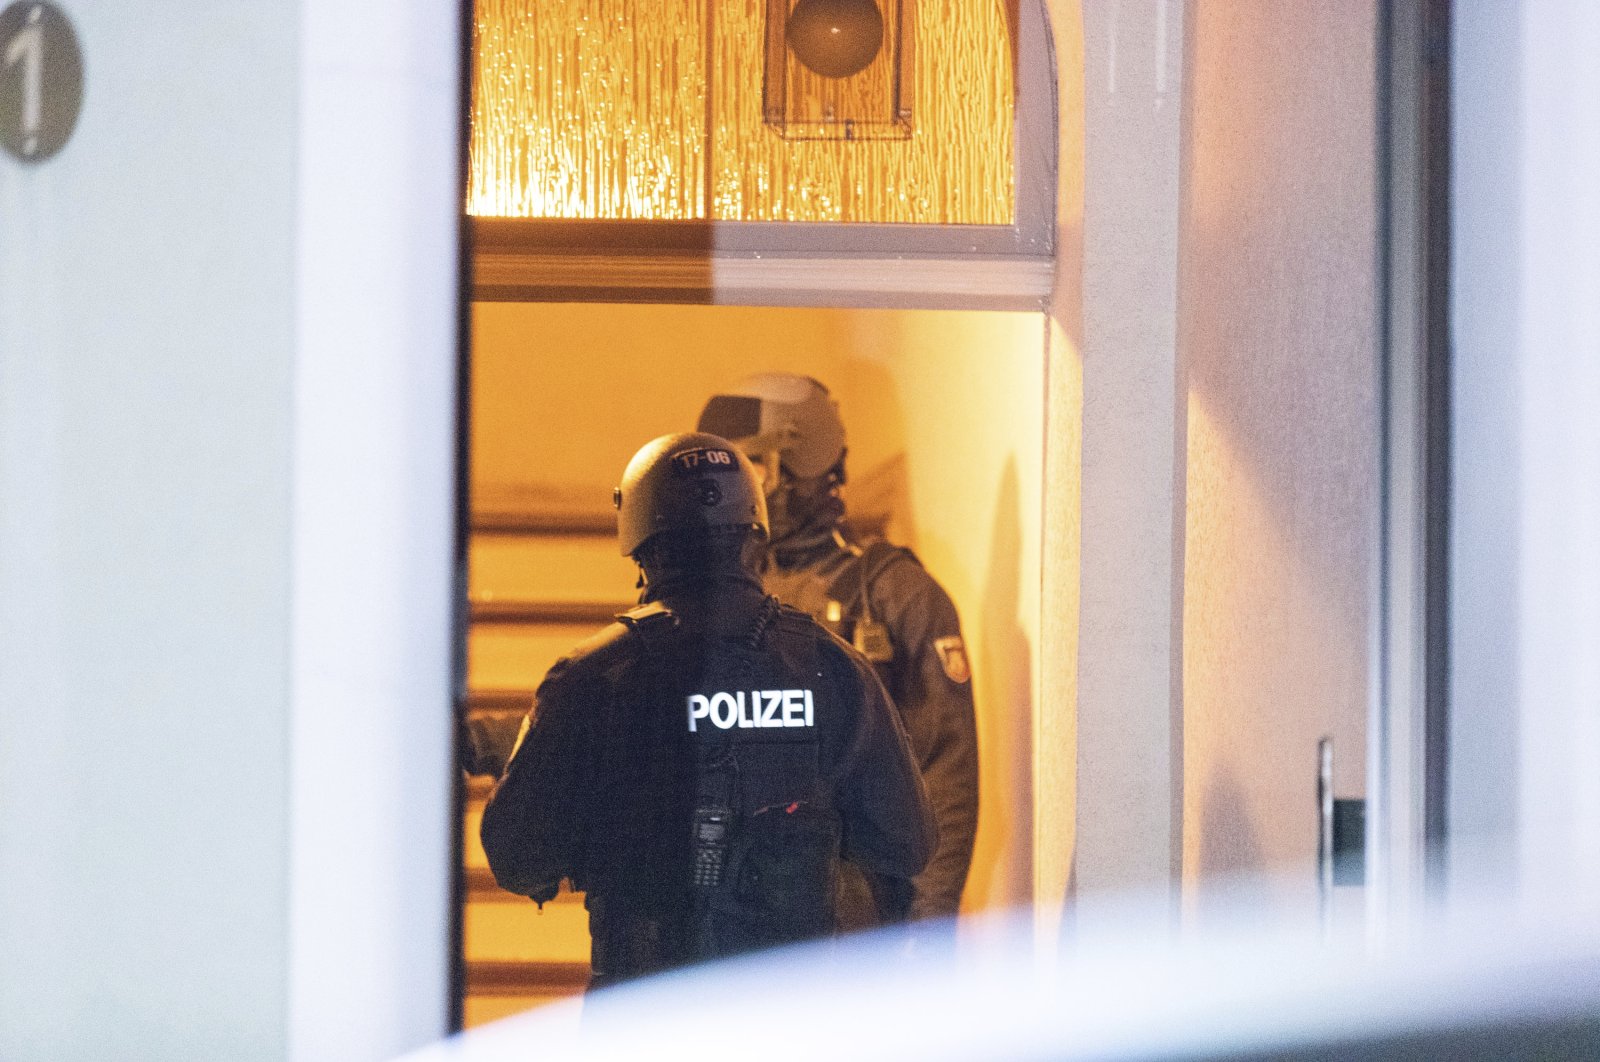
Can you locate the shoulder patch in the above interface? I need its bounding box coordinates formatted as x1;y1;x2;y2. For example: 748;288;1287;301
933;635;971;684
613;602;678;660
616;601;674;628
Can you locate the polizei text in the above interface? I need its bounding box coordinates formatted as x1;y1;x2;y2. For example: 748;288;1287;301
687;689;815;732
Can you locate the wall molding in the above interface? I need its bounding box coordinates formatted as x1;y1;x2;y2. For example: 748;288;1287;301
465;961;590;997
470;600;628;625
475;249;1056;311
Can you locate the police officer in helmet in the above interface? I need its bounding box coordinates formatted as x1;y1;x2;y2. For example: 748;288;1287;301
480;433;935;988
698;375;980;931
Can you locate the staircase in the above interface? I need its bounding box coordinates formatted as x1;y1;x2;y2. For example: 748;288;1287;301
461;508;637;1027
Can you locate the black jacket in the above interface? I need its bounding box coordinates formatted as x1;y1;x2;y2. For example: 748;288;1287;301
766;536;979;924
479;569;935;986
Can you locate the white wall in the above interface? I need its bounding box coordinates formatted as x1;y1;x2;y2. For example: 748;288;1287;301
1451;0;1600;907
1048;0;1383;949
1448;0;1521;898
1068;0;1188;930
0;1;460;1058
1176;0;1378;922
1036;0;1084;947
1057;0;1380;932
287;1;461;1058
0;5;298;1055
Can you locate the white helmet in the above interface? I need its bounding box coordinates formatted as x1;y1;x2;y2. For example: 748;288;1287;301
696;373;846;482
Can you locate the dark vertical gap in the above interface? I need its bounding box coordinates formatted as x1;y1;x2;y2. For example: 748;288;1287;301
447;0;476;1035
1421;0;1453;885
1378;0;1455;898
1374;0;1397;897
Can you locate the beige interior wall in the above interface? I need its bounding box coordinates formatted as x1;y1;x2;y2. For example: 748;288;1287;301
473;301;1046;913
1069;0;1191;923
1177;0;1378;922
1038;0;1085;942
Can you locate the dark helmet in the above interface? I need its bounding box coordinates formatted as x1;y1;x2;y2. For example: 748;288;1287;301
696;373;846;481
614;432;769;557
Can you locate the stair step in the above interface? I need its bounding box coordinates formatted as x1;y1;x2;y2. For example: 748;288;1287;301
471;600;629;625
463;796;492;870
471;532;636;605
469;623;603;689
467;960;590;995
471;501;615;538
467;689;536;715
463;956;589;1029
464;515;617;1020
465;892;591;965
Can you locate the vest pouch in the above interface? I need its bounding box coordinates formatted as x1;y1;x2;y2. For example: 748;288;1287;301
694;734;837;956
730;799;840;943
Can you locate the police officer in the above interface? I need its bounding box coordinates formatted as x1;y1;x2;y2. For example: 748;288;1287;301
697;374;979;930
479;433;935;988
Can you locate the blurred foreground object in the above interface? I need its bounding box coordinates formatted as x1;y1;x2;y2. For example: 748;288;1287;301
405;878;1600;1061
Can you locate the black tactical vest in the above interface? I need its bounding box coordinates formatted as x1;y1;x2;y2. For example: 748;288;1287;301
581;596;844;986
765;540;909;688
765;541;923;931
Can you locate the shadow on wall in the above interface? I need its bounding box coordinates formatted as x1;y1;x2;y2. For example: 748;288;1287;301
823;353;915;544
1181;403;1370;918
971;458;1034;908
1176;0;1378;893
1177;0;1379;660
810;320;1041;915
1189;762;1270;924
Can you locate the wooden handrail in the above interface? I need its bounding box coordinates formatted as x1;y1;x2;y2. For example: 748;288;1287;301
473;510;616;536
467;689;535;714
467;960;590;997
470;599;629;625
464;865;585;905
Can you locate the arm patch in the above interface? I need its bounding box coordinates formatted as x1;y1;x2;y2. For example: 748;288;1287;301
933;636;971;684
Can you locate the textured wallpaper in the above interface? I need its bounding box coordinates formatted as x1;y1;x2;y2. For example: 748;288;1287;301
469;0;1015;224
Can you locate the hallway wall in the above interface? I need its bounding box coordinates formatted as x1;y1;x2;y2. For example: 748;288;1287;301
1037;0;1085;944
1176;0;1378;921
0;6;296;1054
1452;0;1600;906
472;302;1046;915
0;1;460;1058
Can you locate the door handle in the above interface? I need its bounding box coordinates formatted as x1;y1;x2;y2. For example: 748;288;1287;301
1317;736;1367;934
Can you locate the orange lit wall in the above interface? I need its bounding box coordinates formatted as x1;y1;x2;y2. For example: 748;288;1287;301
472;301;1046;917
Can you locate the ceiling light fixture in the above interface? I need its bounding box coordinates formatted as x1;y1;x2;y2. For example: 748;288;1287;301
763;0;914;141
